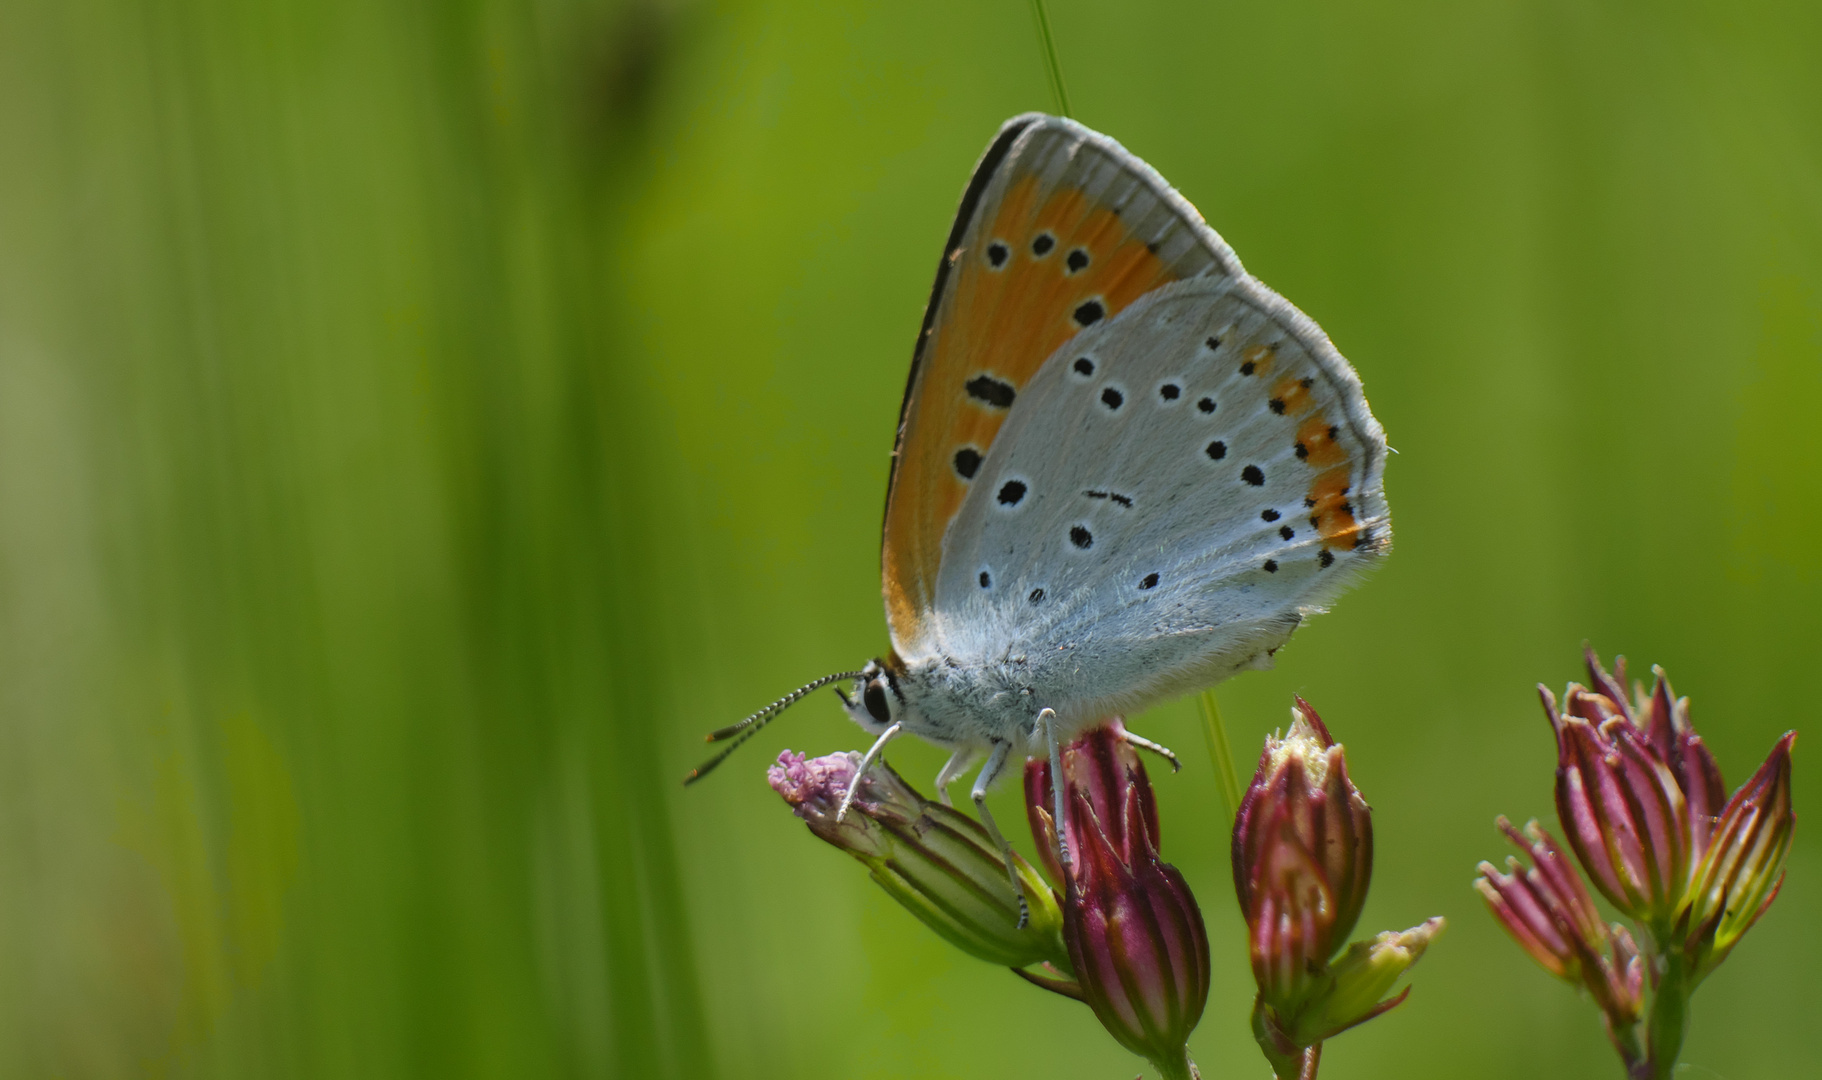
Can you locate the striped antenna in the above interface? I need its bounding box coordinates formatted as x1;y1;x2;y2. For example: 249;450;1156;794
682;670;866;786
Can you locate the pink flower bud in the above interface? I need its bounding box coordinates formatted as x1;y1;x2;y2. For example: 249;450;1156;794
1234;700;1441;1072
1026;723;1207;1080
1475;818;1643;1035
1232;699;1372;999
1680;732;1796;981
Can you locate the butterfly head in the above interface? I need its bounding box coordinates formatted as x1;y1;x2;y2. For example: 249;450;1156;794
835;656;909;736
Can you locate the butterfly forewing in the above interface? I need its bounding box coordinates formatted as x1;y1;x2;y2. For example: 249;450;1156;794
882;115;1246;652
926;277;1388;717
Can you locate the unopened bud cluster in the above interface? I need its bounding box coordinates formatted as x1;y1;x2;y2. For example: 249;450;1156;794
1476;649;1796;1079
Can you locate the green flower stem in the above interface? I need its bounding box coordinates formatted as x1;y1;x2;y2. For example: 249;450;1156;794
1148;1048;1198;1080
1252;1000;1322;1080
1607;1017;1645;1079
1642;949;1690;1080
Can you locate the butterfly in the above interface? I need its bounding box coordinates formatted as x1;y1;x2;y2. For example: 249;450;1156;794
688;113;1389;918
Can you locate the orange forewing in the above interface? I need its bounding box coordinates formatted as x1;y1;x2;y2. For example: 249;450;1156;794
882;173;1183;644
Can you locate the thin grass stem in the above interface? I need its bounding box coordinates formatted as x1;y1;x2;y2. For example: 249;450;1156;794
1199;690;1242;822
1027;0;1072;117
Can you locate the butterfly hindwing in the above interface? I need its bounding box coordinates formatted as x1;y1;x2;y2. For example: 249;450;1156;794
882;115;1246;652
926;276;1389;720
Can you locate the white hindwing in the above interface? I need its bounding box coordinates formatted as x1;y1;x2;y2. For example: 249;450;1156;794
923;276;1389;725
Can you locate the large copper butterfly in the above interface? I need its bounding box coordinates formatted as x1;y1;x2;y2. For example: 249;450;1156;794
690;113;1389;916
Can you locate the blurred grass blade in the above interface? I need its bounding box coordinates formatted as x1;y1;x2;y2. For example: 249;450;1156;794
1028;0;1073;117
1200;690;1241;823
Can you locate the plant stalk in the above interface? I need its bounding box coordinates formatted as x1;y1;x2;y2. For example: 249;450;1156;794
1149;1047;1196;1080
1640;947;1690;1080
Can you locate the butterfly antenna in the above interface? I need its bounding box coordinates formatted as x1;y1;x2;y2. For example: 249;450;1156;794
682;670;866;786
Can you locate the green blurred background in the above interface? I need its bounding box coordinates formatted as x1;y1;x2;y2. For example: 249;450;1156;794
1;0;1818;1077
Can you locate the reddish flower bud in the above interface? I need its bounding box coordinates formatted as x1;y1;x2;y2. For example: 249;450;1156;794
1482;649;1798;1080
1234;700;1441;1073
1543;650;1734;929
1233;699;1373;991
1680;732;1796;981
1475;818;1643;1038
1026;723;1207;1080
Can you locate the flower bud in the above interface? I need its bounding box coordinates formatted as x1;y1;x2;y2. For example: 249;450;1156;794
1234;700;1441;1073
1233;700;1372;1000
769;750;1068;971
1681;732;1796;981
1545;650;1732;930
1475;818;1643;1033
1027;723;1208;1080
1483;650;1797;1080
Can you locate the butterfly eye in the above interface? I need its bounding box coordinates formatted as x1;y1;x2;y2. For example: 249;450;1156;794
862;680;892;725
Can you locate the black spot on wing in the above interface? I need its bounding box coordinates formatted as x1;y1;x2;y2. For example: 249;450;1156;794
1263;559;1278;573
1159;382;1181;401
986;242;1009;268
1139;572;1159;590
1066;248;1090;274
1032;232;1056;256
1280;525;1295;541
997;479;1027;506
1028;587;1045;604
1197;397;1216;414
965;374;1016;409
953;447;982;479
978;570;991;589
1205;440;1226;460
1261;509;1280;522
1100;386;1124;410
1242;465;1265;486
1073;299;1105;327
1319;550;1335;568
1069;525;1093;549
1072;356;1095;378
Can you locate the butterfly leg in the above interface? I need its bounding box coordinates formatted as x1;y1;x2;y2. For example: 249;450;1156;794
1037;708;1070;871
836;722;901;823
1119;728;1182;772
933;747;978;808
970;740;1030;929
